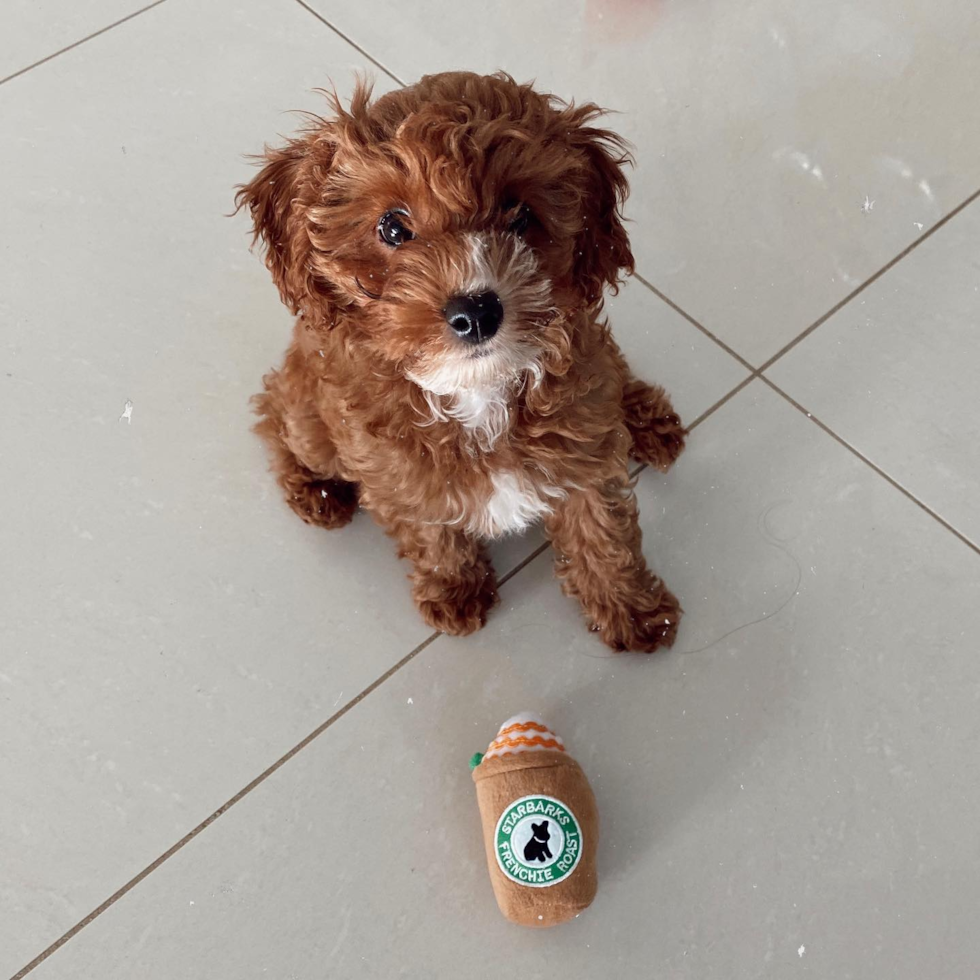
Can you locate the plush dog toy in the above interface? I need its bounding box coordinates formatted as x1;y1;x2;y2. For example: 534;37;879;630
471;714;598;927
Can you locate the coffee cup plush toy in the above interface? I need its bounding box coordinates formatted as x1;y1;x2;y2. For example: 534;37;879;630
470;714;599;927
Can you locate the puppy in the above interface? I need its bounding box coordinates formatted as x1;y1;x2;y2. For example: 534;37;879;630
236;72;685;652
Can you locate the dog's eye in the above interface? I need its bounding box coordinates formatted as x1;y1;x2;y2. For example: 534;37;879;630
378;209;414;247
508;204;532;236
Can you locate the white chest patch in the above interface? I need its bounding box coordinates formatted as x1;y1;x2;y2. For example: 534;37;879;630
445;383;512;452
468;470;564;538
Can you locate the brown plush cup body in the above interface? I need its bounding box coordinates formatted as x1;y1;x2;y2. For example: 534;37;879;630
472;750;598;927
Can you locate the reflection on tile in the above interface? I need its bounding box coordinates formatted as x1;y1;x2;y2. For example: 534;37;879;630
310;0;980;362
770;198;980;545
26;384;980;980
0;0;149;79
0;1;413;973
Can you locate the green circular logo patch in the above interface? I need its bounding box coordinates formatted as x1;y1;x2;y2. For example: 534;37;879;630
494;794;583;888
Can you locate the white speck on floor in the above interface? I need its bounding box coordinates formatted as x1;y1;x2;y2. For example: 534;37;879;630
407;697;413;704
861;195;875;214
332;691;343;707
913;221;924;230
119;399;134;424
798;945;805;957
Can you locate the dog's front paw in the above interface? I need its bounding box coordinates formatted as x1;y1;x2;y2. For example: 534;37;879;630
630;413;686;472
287;478;357;529
587;580;681;653
415;563;499;636
624;383;687;472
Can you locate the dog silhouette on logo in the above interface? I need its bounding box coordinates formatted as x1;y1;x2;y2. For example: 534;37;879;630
523;820;553;863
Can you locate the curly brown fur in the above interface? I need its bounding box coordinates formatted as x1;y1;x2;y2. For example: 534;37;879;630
235;72;685;652
623;379;687;472
547;480;681;651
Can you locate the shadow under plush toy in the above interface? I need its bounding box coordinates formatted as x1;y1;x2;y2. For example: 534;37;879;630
470;714;599;927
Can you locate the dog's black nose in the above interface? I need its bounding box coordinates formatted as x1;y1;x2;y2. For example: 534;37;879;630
444;291;503;344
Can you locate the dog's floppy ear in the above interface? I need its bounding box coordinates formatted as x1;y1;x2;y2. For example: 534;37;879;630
235;135;327;314
235;81;377;319
565;106;635;304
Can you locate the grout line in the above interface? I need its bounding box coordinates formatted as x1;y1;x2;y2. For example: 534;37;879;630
634;185;980;383
756;185;980;373
685;373;756;430
631;272;757;372
10;631;440;980
0;0;169;87
758;375;980;558
498;542;551;586
292;0;406;87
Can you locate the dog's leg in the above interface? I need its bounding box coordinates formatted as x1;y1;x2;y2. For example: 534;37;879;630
622;378;686;472
387;520;498;636
253;367;357;530
545;479;680;653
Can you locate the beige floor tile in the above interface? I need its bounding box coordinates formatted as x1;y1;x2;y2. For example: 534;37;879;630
0;0;150;80
23;383;980;980
309;0;980;363
769;199;980;546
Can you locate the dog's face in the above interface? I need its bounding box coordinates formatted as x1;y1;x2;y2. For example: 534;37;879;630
237;72;633;399
531;820;550;842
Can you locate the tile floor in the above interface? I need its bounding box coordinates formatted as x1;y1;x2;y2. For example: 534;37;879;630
2;1;979;977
